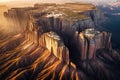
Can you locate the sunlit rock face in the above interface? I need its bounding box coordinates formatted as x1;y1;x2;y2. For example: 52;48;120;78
40;31;69;63
0;3;120;80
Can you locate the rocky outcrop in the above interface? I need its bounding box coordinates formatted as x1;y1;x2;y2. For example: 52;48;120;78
74;28;112;60
39;31;69;63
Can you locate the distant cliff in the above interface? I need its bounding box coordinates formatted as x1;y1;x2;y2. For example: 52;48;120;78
0;3;120;80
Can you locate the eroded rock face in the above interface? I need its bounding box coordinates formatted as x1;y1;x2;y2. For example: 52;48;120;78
40;31;69;63
74;28;112;60
0;3;120;80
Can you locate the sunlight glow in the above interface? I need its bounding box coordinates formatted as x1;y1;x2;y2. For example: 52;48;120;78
0;0;12;2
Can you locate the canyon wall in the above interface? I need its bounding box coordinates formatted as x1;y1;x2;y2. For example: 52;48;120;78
3;2;113;65
74;29;112;60
4;3;104;34
3;3;105;59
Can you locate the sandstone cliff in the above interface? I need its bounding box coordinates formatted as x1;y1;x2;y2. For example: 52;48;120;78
4;3;104;34
74;28;112;60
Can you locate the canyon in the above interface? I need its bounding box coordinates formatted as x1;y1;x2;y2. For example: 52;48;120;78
0;3;120;80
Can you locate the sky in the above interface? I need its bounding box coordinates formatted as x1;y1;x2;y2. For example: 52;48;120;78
0;0;118;6
0;0;41;2
0;0;117;3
